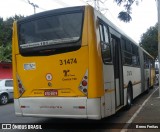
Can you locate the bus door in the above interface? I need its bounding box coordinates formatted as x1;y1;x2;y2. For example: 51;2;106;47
111;35;124;108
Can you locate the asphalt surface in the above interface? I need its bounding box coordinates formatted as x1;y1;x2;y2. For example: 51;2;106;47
121;86;160;132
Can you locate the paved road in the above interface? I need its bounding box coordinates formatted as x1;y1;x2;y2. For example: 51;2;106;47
0;87;158;131
0;101;47;124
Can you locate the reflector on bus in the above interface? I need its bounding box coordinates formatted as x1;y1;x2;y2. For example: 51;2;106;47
17;74;25;97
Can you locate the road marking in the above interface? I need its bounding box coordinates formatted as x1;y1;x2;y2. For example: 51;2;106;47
121;87;158;132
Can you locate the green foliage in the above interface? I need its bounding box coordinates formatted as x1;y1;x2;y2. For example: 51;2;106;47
139;23;158;60
0;43;12;62
0;15;24;62
118;11;132;22
115;0;140;22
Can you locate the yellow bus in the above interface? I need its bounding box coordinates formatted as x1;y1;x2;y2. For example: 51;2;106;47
12;5;155;119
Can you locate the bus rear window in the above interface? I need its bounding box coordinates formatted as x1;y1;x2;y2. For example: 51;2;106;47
18;12;83;55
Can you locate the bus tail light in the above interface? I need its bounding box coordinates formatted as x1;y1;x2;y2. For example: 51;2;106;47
17;75;25;96
82;80;87;86
79;70;88;95
73;106;85;109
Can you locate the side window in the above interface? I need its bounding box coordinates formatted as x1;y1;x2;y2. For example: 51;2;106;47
99;24;104;41
126;41;132;53
121;38;139;67
121;39;125;64
5;80;13;87
132;44;140;66
104;26;109;43
121;39;132;65
99;22;112;63
121;39;125;50
143;53;150;69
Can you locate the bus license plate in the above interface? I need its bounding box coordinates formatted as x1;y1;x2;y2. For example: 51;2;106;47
44;90;58;96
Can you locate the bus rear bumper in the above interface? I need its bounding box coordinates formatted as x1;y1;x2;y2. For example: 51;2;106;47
14;97;101;119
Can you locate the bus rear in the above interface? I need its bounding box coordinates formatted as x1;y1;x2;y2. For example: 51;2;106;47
12;6;103;119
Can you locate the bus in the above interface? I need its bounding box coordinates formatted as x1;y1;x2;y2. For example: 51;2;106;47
12;5;155;119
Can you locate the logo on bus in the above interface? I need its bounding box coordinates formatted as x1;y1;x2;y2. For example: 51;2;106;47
62;70;77;81
63;70;70;77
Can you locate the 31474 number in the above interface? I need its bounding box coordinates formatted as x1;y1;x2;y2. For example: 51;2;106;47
60;58;77;65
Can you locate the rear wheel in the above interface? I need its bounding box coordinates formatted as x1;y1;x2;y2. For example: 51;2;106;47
0;94;9;105
126;84;132;110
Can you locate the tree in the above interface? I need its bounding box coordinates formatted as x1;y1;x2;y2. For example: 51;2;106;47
0;15;24;62
0;15;24;46
139;23;158;60
0;17;4;45
114;0;140;22
88;0;140;22
0;43;12;62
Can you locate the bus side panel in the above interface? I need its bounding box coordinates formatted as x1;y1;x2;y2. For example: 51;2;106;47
87;98;101;119
103;65;115;116
123;66;142;99
12;22;20;99
144;68;150;90
151;68;155;87
93;9;116;117
139;48;145;92
87;6;104;98
14;99;22;116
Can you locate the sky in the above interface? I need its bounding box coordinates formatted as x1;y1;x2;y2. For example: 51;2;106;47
0;0;158;43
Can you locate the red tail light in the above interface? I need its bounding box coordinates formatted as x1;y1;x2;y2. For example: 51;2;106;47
79;70;88;95
79;106;85;109
82;80;87;86
17;75;25;96
18;83;22;88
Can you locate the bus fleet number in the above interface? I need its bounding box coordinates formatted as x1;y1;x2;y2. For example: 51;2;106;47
60;58;77;65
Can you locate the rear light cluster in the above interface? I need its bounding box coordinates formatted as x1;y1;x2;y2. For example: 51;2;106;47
79;70;88;95
17;75;25;96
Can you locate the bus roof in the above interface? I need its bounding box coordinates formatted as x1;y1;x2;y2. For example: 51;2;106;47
90;5;154;59
17;6;85;23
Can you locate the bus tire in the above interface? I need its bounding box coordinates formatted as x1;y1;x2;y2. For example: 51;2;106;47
126;83;132;110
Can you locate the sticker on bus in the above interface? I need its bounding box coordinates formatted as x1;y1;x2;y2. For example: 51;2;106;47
24;63;36;70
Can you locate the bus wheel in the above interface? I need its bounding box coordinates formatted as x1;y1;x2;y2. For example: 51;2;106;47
126;84;132;110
